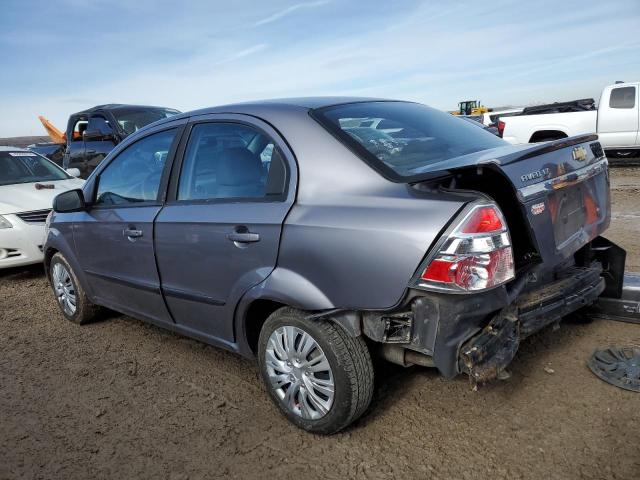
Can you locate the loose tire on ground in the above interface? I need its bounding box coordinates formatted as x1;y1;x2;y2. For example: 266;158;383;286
49;252;100;325
258;307;374;434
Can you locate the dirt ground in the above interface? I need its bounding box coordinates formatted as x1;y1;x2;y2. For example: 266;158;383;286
1;169;639;480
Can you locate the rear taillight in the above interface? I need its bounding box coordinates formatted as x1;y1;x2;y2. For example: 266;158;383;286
497;120;505;137
412;203;515;293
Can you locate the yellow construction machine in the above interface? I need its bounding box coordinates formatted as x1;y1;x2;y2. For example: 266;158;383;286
451;100;489;116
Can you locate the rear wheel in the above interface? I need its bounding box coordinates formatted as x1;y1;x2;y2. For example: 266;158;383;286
49;253;99;325
258;307;374;434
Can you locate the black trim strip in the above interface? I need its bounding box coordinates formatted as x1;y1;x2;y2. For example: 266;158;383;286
85;270;160;293
511;134;599;162
163;287;226;306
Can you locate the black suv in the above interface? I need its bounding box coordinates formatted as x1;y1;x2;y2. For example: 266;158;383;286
62;104;180;178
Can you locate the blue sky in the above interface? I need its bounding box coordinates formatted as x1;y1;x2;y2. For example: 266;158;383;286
1;0;639;136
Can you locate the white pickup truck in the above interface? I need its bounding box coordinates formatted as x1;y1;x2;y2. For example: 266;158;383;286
500;82;640;157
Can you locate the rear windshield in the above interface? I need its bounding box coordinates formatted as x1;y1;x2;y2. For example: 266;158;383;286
0;152;69;186
114;108;181;135
313;101;505;180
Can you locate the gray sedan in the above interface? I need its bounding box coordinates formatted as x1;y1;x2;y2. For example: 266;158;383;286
45;98;619;433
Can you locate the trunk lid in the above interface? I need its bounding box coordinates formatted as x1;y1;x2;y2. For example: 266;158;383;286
430;135;610;267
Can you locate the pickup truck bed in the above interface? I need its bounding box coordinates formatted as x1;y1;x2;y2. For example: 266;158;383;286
500;82;640;157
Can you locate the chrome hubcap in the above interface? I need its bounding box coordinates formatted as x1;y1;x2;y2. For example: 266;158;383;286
265;326;335;420
52;263;77;316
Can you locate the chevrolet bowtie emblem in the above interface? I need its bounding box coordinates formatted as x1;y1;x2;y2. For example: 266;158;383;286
572;146;587;162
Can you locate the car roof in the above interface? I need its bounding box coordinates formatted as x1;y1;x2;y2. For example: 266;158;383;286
191;96;397;113
137;96;409;133
70;103;177;116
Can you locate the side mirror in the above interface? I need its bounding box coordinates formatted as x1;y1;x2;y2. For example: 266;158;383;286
53;189;86;213
65;168;81;178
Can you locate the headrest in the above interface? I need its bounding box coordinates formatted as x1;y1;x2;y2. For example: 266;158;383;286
217;148;262;186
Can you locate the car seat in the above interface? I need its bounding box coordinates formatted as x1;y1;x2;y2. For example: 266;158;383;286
216;148;264;198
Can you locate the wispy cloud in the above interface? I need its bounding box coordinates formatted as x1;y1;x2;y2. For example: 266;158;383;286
217;44;268;65
254;1;330;27
2;0;639;136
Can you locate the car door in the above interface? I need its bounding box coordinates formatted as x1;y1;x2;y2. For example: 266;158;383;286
83;112;118;175
73;121;185;325
597;84;639;147
154;115;296;344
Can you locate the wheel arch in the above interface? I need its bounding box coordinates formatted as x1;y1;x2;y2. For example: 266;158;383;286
43;227;96;301
43;246;59;277
529;129;568;143
235;268;359;356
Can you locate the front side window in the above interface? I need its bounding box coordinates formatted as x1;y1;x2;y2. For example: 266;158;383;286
95;128;177;205
177;123;285;201
609;87;636;109
0;152;69;186
312;101;505;180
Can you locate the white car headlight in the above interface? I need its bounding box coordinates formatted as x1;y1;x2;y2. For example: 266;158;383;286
0;215;13;229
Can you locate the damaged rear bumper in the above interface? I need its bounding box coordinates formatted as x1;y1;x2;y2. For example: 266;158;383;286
459;263;605;382
363;238;623;381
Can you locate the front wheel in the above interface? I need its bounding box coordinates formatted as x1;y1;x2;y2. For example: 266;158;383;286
49;252;99;325
258;308;374;434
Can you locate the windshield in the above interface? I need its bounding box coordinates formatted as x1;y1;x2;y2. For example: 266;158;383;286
313;101;505;180
0;152;70;186
114;108;181;135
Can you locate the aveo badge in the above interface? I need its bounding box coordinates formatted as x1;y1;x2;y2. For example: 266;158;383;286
521;167;551;183
531;202;546;215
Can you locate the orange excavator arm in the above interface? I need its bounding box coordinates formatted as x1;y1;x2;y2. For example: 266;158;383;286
38;116;67;144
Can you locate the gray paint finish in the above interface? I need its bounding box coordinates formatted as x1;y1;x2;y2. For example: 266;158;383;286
155;201;293;341
45;98;477;352
45;97;610;359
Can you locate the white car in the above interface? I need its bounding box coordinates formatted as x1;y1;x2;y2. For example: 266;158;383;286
500;82;640;157
0;147;84;269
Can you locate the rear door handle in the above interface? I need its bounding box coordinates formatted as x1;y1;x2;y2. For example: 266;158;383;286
123;227;143;239
227;232;260;243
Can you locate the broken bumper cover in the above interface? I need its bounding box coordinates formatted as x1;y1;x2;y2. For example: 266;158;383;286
459;263;605;382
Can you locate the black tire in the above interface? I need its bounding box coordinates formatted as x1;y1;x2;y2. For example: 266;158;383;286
49;252;99;325
258;307;374;434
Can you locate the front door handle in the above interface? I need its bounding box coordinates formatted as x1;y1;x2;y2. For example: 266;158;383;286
227;232;260;243
123;227;143;239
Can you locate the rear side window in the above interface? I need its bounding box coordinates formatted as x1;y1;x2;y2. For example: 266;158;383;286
177;122;286;201
609;87;636;109
312;101;505;180
95;128;177;205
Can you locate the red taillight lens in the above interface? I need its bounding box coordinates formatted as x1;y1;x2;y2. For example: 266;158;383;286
421;258;454;283
497;120;505;137
459;206;504;233
415;203;515;292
